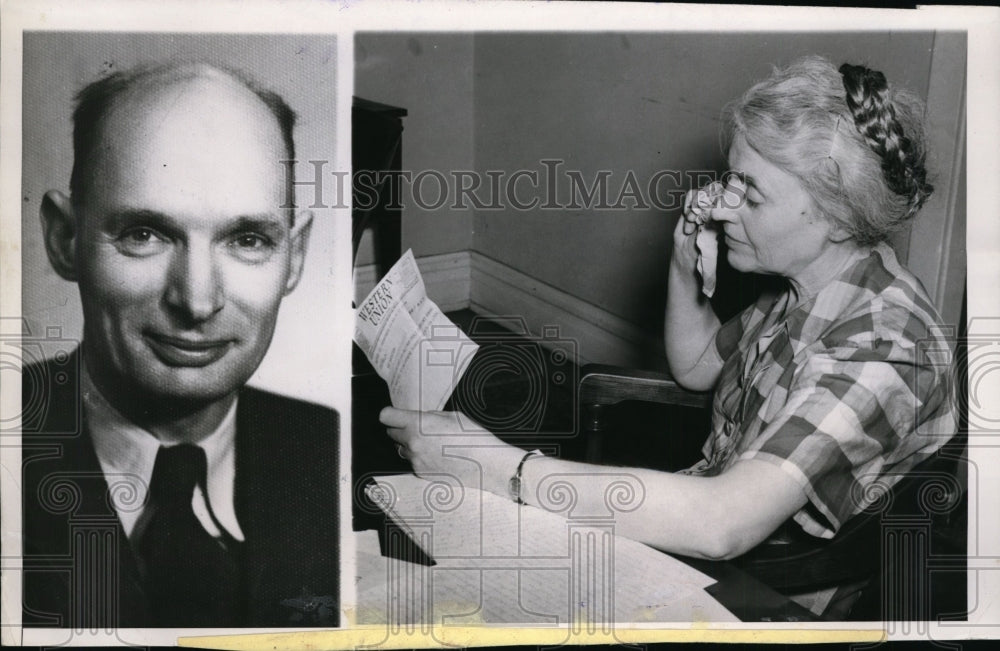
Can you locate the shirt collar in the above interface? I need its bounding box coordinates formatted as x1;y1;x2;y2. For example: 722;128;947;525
81;358;240;539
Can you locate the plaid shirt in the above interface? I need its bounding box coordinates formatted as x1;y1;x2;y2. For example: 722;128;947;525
685;243;957;538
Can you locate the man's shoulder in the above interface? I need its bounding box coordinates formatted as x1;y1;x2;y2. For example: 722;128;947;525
239;386;339;420
237;387;340;441
22;351;83;437
22;351;80;388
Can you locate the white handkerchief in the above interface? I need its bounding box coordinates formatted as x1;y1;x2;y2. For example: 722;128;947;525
690;182;723;299
695;223;719;298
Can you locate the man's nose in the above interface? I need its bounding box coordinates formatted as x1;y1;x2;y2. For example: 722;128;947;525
164;243;224;323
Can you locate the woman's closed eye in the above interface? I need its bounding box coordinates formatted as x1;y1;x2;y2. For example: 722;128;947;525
723;172;764;210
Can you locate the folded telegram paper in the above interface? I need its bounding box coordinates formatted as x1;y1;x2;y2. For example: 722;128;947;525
354;249;479;411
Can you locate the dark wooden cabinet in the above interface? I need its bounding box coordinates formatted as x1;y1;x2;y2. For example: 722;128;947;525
352;97;407;280
352;98;410;530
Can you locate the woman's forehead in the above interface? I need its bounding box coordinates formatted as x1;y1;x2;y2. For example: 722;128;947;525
727;136;801;194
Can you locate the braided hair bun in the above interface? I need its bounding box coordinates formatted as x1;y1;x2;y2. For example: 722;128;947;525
839;63;934;221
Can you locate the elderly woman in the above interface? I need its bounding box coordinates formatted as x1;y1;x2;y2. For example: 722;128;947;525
380;56;956;609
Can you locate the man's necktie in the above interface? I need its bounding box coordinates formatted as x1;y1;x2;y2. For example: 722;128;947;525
138;444;242;626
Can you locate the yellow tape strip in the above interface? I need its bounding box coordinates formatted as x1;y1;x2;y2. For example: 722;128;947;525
180;626;885;649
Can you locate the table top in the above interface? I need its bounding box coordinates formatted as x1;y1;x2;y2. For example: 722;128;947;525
354;474;819;624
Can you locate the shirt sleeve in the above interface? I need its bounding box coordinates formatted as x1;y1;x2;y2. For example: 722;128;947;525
737;342;944;538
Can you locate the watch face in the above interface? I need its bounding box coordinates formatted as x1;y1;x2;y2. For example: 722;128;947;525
508;476;522;504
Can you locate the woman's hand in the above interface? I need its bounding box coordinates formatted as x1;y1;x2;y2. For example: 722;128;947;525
665;180;725;390
379;407;524;496
672;181;723;274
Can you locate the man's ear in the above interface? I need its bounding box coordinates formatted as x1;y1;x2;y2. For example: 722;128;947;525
284;210;314;294
40;191;79;281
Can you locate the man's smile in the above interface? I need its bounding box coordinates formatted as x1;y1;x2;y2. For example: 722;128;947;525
144;331;235;367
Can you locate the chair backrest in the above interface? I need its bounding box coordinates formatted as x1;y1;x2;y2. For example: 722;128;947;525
732;438;966;596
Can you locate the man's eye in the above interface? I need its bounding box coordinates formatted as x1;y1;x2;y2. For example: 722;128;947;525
117;227;168;256
228;233;276;262
232;232;277;249
235;234;267;248
125;227;155;242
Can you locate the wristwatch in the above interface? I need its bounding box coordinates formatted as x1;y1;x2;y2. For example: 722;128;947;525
508;449;544;504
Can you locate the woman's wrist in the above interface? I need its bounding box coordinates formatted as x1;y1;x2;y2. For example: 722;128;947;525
470;443;529;497
668;254;703;296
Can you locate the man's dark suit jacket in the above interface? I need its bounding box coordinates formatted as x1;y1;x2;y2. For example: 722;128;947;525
22;351;340;628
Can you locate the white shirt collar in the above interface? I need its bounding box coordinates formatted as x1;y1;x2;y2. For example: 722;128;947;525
81;359;245;541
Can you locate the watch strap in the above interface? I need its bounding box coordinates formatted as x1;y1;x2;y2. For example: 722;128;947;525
508;449;543;505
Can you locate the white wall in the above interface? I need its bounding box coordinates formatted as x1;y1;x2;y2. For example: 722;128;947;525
354;33;475;263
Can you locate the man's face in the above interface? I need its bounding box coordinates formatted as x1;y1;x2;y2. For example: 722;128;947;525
71;75;308;405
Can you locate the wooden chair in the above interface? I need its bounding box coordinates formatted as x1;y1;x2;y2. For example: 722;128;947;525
578;362;967;620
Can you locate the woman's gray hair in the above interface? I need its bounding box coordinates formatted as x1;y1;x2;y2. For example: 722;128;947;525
722;55;932;246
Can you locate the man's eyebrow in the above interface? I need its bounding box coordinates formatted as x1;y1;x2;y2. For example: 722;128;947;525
102;210;287;234
229;214;285;228
224;215;288;236
104;209;180;233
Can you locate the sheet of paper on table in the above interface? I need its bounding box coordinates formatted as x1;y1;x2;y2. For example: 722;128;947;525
355;473;738;625
354;249;479;411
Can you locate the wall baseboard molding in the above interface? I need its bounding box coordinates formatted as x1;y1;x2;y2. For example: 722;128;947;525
469;252;663;368
355;250;663;368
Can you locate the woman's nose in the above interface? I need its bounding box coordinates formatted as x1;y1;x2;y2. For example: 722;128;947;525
710;185;744;223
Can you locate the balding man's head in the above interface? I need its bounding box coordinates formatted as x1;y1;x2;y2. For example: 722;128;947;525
69;62;297;208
